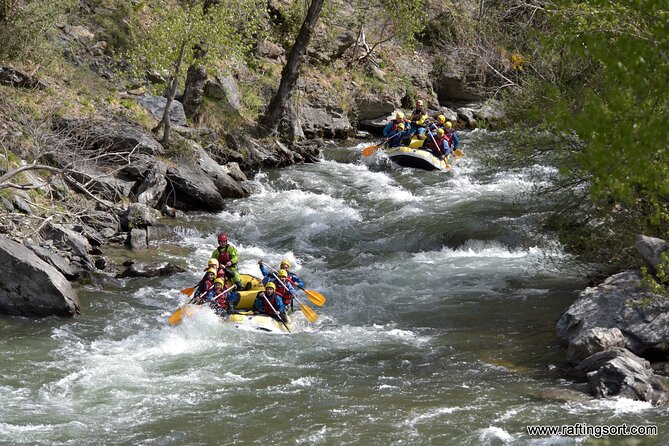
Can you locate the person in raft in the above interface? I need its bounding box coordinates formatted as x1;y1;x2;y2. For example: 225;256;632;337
254;282;287;322
211;233;242;291
194;267;217;304
207;278;238;315
258;258;305;288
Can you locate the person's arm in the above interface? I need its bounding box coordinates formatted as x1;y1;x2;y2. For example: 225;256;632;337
258;261;270;277
383;121;393;137
210;248;219;259
227;245;239;265
290;273;305;288
452;132;459;149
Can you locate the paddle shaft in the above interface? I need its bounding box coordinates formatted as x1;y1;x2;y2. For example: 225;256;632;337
261;292;290;332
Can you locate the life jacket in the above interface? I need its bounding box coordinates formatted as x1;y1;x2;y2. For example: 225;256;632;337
209;291;230;311
274;280;293;306
196;279;213;301
444;131;454;146
258;292;279;315
215;245;234;266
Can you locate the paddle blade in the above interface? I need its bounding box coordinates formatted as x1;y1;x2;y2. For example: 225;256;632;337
167;306;186;326
180;287;195;296
304;289;326;306
455;148;465;158
362;144;378;157
299;302;318;323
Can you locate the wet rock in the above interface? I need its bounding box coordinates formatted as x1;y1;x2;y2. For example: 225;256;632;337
567;327;626;364
121;203;157;230
165;163;226;211
557;270;669;356
576;348;668;404
146;225;182;246
81;209;121;236
456;107;478;128
130;228;147;250
116;260;186;278
0;236;80;317
193;143;245;199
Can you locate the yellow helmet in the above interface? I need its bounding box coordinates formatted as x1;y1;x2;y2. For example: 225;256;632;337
437;115;446;123
265;282;276;290
206;268;217;275
214;277;225;286
445;121;453;129
278;269;288;278
208;258;219;268
437;128;445;136
280;259;291;269
397;123;405;130
395;111;404;120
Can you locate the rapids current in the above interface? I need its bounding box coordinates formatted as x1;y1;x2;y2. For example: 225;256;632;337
2;131;668;445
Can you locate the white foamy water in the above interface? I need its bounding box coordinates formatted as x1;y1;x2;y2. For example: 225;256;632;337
2;137;668;446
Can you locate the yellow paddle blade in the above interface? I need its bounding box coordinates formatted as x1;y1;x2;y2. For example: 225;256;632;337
455;148;465;158
180;287;195;296
299;302;318;323
362;144;378;157
167;306;186;326
304;289;326;306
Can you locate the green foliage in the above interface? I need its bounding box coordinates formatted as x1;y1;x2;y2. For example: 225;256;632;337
125;0;263;81
0;0;72;62
505;0;669;267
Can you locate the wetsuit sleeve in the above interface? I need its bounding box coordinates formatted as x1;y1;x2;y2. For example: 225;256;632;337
228;245;239;264
452;132;459;149
259;263;270;277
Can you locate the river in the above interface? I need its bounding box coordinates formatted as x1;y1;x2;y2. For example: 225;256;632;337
2;131;668;445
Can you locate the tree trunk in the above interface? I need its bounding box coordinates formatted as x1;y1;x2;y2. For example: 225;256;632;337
159;40;186;147
258;0;325;136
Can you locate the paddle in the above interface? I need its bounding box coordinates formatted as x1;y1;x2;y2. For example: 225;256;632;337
455;148;465;158
261;291;291;333
297;285;326;307
426;131;450;170
271;272;318;323
180;285;196;296
362;129;404;157
167;284;214;326
267;264;326;306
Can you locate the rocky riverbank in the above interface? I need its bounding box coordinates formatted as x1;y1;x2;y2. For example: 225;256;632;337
556;235;669;404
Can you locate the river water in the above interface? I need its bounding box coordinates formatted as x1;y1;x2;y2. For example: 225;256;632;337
2;131;668;445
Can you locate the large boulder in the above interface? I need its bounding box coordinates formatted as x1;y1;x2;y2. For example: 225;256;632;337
116;261;186;278
567;327;626;364
204;72;243;116
193;144;246;199
0;237;80;317
165;163;226;211
135;162;168;208
557;270;669;356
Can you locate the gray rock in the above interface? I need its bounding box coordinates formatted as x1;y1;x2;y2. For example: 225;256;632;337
0;236;80;317
256;39;285;60
12;194;32;214
81;210;121;235
122;203;157;230
68;169;134;203
130;228;147;250
456;107;478;128
204;73;242;115
194;144;245;199
567;327;626;364
580;348;668;404
40;222;92;261
24;240;79;280
0;66;48;89
116;261;186;278
435;75;483;102
165;163;226;211
54;116;163;157
557;270;669;356
136;94;187;126
636;234;669;277
299;106;352;139
221;162;247;183
355;96;399;122
135;162;168;209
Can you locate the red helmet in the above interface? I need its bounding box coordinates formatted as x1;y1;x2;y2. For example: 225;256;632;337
217;233;228;244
